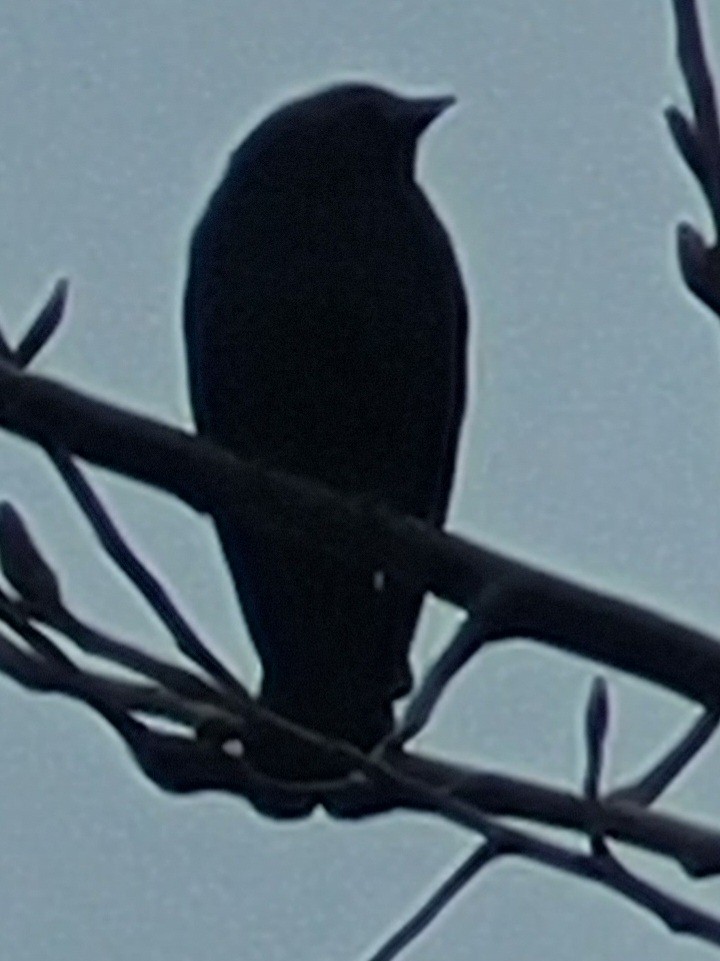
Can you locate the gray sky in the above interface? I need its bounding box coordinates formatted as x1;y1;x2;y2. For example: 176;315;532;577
0;1;719;959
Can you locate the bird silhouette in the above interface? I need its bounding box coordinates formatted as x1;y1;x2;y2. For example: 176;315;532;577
184;82;468;778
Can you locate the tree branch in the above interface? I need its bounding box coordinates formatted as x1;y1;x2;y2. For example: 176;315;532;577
1;360;720;715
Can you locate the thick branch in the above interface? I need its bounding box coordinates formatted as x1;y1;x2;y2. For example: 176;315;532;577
2;361;720;710
392;752;720;878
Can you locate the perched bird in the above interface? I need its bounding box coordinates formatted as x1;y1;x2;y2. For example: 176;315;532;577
184;82;468;778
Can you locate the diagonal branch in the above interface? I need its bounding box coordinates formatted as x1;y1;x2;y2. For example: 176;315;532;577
0;290;247;702
50;449;248;700
15;279;69;368
3;360;720;715
392;601;490;745
607;708;720;806
672;0;720;223
363;841;502;961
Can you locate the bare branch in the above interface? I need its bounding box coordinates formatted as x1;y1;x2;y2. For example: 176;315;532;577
392;601;490;745
0;502;62;610
3;610;719;948
364;841;501;961
582;677;611;855
391;751;720;878
668;0;720;313
0;623;203;723
672;0;720;224
582;851;720;946
0;586;76;670
584;677;610;800
49;450;248;701
3;360;720;716
607;709;720;806
0;298;248;702
37;598;233;712
1;580;718;874
14;278;69;368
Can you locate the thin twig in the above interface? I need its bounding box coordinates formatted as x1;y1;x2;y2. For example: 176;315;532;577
0;587;76;670
0;502;62;609
583;677;610;801
364;841;501;961
14;278;69;368
392;602;489;745
0;295;248;702
582;677;610;856
45;601;233;711
672;0;720;225
0;623;206;722
51;449;249;701
607;709;720;806
668;0;720;314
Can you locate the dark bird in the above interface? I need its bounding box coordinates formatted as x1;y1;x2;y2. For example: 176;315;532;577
184;82;468;778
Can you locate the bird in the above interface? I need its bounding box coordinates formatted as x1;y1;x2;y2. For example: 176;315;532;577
183;81;468;780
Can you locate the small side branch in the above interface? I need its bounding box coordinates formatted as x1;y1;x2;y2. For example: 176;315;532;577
668;0;720;314
364;842;502;961
608;709;720;806
0;289;246;702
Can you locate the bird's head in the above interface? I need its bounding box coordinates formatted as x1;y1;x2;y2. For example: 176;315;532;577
229;82;455;190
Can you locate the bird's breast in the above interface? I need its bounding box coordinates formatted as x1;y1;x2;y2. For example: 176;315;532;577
187;183;460;500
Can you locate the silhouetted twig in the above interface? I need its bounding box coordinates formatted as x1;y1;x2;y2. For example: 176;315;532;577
14;278;68;368
582;677;611;856
667;0;720;314
364;841;502;961
51;448;248;700
0;287;246;701
583;677;610;800
607;709;720;806
392;600;489;745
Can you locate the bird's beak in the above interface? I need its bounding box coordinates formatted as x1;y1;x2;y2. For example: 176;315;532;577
403;94;456;134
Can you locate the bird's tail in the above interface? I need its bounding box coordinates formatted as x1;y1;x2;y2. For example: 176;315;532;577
215;518;417;778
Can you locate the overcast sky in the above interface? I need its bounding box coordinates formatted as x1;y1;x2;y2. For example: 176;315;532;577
0;2;719;959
